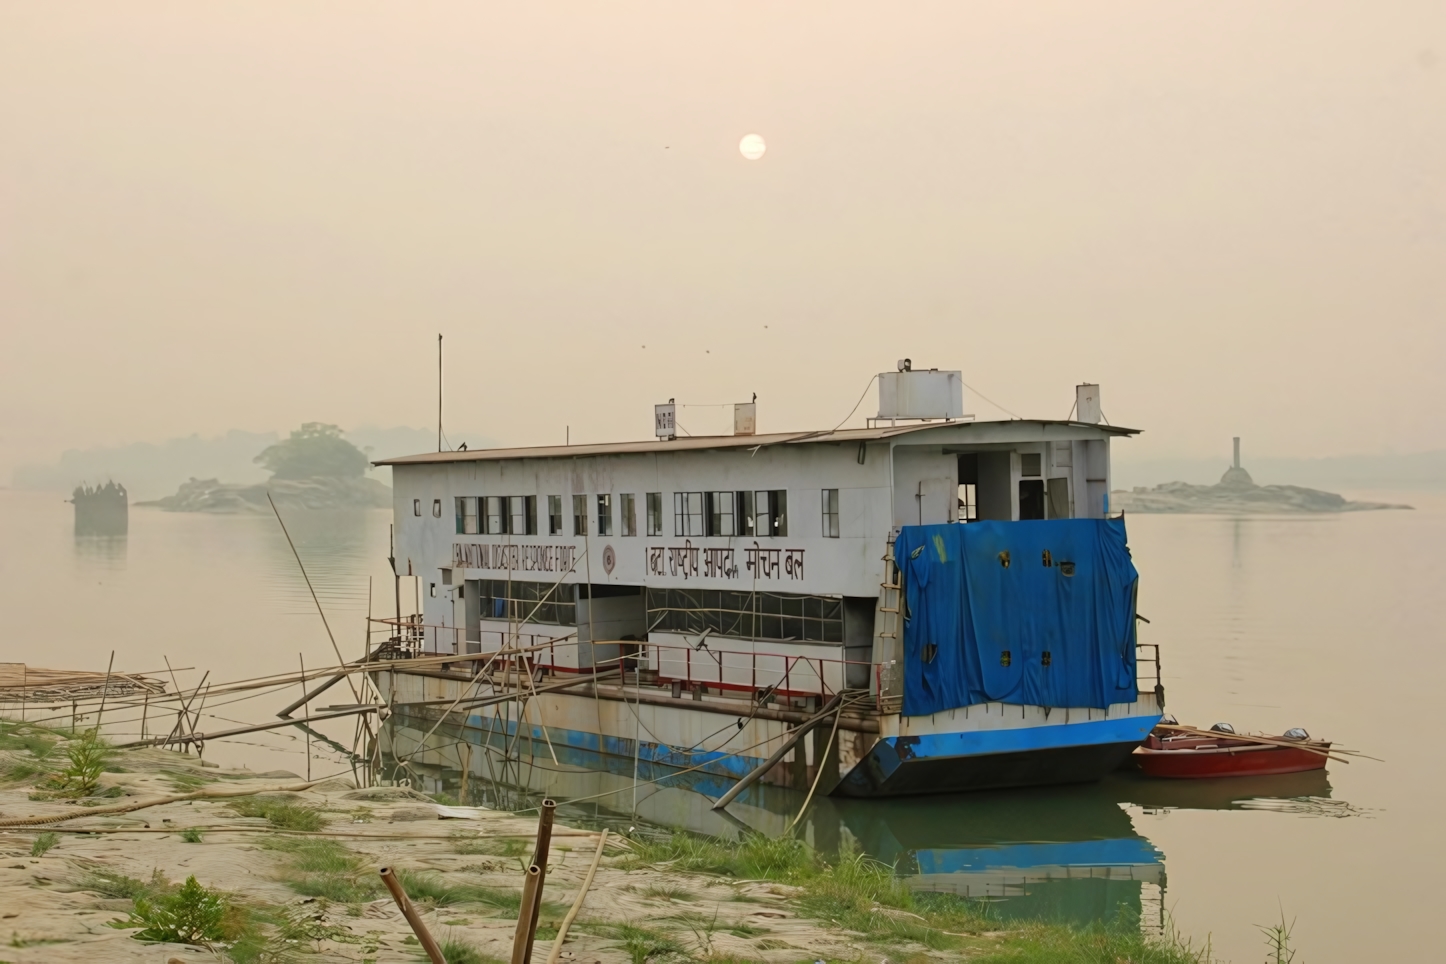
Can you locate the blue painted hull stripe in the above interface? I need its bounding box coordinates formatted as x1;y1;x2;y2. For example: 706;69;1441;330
889;716;1160;760
458;711;770;780
396;711;1159;798
915;838;1163;875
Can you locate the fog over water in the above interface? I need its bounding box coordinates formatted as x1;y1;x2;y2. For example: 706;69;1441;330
2;490;1441;963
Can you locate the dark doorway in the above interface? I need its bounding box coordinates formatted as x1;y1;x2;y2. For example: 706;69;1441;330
1019;479;1046;520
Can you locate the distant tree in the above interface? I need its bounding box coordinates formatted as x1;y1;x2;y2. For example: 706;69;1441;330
254;423;370;479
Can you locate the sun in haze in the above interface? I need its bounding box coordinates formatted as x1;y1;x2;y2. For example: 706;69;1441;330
739;134;766;160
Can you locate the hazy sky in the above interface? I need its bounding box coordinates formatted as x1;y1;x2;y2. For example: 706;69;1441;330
3;3;1443;478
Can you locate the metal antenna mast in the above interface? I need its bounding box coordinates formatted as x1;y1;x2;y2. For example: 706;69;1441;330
438;333;444;452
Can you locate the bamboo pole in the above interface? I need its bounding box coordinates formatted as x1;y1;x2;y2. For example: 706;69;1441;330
95;650;115;732
712;694;842;811
299;654;311;782
379;866;445;964
787;701;844;833
524;799;557;964
267;492;362;705
546;829;609;964
114;705;381;749
511;864;543;964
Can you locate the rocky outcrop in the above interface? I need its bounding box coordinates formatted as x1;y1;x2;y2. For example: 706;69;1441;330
1112;466;1411;514
139;475;391;513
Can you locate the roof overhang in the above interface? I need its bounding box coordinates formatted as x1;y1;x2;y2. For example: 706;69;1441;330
372;419;1140;468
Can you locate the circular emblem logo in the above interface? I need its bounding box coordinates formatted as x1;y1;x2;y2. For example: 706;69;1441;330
602;544;616;575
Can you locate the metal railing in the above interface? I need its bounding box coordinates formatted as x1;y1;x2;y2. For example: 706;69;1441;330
366;617;868;701
367;617;1163;710
640;640;872;700
1136;642;1162;698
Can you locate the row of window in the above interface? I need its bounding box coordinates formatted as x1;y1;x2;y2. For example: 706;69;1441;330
461;579;844;642
476;577;576;626
647;587;845;643
458;495;539;536
437;489;845;539
671;490;787;537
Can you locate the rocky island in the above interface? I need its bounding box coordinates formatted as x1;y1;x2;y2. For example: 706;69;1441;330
140;423;391;513
1112;438;1412;514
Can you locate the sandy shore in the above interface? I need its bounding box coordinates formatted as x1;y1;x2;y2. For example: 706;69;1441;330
0;746;883;963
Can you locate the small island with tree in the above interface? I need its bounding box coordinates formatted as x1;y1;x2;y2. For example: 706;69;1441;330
140;423;391;513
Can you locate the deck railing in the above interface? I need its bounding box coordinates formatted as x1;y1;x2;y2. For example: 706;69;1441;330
367;617;870;702
1136;642;1163;699
367;617;1165;710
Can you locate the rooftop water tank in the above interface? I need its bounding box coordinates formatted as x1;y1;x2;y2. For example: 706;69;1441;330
877;361;964;420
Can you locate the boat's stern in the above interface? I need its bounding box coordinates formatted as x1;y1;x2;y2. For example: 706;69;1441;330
836;693;1162;797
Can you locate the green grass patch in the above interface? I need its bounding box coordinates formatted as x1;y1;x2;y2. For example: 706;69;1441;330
159;769;211;791
0;720;60;757
81;867;169;901
971;917;1214;963
396;868;565;919
8;932;69;947
262;836;381;903
57;728;111;796
639;883;696;902
609;921;688;964
0;759;51;784
425;934;505;964
101;867;367;962
227;795;326;832
181;827;205;843
623;830;1216;962
109;874;230;946
19;728;112;798
30;832;59;857
625;831;818;882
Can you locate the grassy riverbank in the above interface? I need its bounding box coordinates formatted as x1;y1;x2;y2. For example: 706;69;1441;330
620;831;1211;964
0;720;1214;963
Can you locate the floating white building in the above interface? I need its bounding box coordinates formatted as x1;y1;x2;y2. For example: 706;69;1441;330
375;366;1162;799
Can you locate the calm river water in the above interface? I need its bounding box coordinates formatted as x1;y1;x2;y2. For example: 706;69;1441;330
1;487;1441;962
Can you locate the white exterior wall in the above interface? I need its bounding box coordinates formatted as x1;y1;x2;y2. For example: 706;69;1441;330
890;445;958;528
392;441;896;640
389;422;1126;652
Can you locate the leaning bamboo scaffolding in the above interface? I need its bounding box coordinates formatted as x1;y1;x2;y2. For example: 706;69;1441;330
1;642;567;729
0;664;165;703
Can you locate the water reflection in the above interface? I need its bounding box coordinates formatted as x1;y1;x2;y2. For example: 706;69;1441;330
377;713;1358;929
1109;767;1334;812
821;785;1163;925
259;509;382;618
72;533;127;567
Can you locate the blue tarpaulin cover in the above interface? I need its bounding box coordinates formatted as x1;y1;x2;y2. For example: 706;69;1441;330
896;519;1139;715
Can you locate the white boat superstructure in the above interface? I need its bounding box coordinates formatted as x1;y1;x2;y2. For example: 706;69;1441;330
374;369;1162;798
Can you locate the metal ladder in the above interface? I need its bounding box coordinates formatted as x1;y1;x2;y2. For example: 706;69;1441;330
874;537;904;712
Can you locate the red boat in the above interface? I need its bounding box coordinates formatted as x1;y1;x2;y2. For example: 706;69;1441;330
1133;722;1331;779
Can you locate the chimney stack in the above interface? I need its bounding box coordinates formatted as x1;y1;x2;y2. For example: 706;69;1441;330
1075;384;1101;424
1233;437;1241;470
